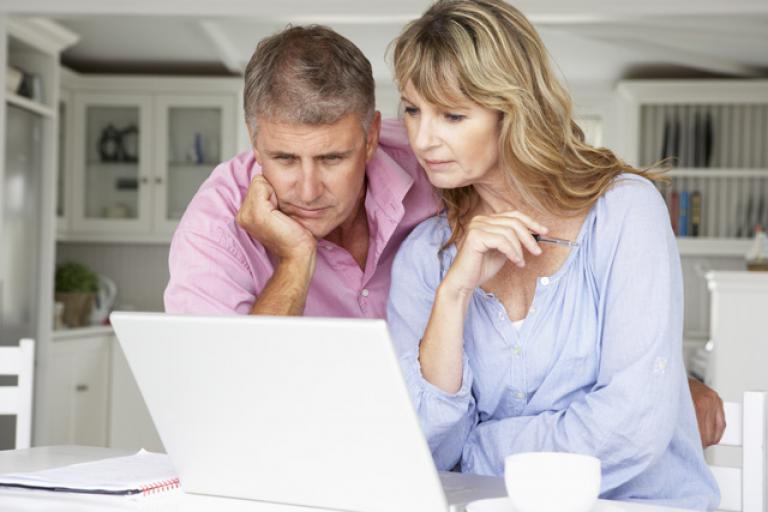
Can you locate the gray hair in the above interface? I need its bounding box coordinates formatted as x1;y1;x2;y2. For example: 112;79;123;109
243;25;376;138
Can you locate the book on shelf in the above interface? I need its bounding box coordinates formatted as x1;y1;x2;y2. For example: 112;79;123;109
669;191;680;235
679;191;689;237
690;191;702;237
0;449;179;498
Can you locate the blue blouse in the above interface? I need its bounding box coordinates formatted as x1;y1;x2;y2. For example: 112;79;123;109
387;175;719;510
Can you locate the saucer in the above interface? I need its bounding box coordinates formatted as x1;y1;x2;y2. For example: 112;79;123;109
465;498;513;512
465;497;622;512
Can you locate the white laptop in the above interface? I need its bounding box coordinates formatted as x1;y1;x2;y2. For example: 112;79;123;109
110;312;505;512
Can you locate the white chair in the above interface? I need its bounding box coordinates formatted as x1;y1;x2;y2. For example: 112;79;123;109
0;339;35;449
710;391;767;512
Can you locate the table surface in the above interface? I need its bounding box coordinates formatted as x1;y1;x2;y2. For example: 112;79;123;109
0;446;694;512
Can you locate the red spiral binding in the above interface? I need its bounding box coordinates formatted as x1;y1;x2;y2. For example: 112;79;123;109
140;477;181;496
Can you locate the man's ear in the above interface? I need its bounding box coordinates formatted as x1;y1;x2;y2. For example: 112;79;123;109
365;111;382;162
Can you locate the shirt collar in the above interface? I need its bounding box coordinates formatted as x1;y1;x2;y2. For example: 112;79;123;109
364;145;415;217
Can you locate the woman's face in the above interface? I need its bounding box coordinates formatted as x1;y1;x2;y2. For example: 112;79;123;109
401;81;502;190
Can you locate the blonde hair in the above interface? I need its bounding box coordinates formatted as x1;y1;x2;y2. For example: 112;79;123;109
393;0;663;245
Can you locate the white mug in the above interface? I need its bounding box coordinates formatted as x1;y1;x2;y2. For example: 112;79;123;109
504;452;601;512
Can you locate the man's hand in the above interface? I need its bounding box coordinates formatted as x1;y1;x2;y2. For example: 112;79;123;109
237;175;317;262
689;378;726;447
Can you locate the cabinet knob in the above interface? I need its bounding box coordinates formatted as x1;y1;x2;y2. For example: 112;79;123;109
140;176;150;185
75;384;89;392
154;177;163;185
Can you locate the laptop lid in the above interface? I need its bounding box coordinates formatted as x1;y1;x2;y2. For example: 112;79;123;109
110;312;449;512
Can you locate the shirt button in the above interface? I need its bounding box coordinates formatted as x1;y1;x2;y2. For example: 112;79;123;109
361;289;369;297
515;391;525;400
540;276;550;286
512;345;522;356
529;307;536;313
498;312;505;320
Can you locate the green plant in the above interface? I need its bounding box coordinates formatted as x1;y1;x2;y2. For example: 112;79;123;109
55;262;99;293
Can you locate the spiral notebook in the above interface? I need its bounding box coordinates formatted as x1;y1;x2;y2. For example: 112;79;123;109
0;449;179;497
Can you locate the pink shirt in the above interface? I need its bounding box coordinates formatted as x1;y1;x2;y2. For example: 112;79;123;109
164;119;440;318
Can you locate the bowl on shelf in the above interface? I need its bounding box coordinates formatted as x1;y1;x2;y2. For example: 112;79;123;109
5;66;23;94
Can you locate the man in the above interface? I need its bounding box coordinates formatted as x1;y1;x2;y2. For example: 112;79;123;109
164;25;725;446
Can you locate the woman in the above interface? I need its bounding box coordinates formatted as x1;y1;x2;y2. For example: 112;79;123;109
386;1;719;509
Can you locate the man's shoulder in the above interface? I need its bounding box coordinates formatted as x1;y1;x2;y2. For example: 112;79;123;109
176;150;259;234
378;118;420;175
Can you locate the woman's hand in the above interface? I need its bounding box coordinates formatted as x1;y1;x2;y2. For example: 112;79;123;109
442;212;549;296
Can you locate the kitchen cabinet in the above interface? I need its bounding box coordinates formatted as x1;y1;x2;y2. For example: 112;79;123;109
1;16;78;449
35;328;112;447
704;271;768;468
616;80;768;257
58;74;246;243
35;326;163;452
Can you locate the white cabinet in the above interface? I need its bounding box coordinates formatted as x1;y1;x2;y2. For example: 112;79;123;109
1;17;78;450
35;327;163;452
109;337;163;452
58;74;245;243
71;92;154;235
617;80;768;257
35;328;112;447
704;271;768;468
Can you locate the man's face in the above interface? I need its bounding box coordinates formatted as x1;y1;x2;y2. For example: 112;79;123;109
252;112;380;239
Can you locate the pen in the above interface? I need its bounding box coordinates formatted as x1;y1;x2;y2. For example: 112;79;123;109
533;233;580;248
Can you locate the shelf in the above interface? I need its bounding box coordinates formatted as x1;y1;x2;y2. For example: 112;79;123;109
6;93;55;118
85;161;139;167
668;169;768;178
676;237;752;256
52;325;114;341
168;162;218;167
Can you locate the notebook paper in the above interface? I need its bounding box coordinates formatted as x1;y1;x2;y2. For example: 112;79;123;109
0;450;179;496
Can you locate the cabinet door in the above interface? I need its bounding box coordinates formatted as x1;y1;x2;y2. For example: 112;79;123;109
71;346;111;446
153;94;237;235
71;93;153;234
35;336;111;447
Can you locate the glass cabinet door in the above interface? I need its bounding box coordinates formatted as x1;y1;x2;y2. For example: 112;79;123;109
155;95;236;233
71;93;152;234
1;105;43;344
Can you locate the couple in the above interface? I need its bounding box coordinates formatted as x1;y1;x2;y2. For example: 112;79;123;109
165;1;719;509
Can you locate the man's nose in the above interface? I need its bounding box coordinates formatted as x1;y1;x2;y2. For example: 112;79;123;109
299;163;323;204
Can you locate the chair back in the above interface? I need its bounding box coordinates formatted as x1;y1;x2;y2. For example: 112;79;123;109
710;391;766;512
0;339;35;449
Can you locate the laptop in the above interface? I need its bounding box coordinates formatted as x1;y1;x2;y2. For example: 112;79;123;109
110;312;505;512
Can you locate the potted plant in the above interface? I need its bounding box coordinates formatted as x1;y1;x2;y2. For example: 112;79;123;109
54;262;99;328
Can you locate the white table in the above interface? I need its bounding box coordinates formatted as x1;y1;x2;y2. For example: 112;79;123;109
0;446;694;512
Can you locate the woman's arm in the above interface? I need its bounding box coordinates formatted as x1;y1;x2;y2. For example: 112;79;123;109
388;213;547;469
460;182;695;494
387;220;477;470
420;212;548;392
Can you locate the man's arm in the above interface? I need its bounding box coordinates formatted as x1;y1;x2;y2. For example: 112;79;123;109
249;253;315;316
688;377;726;447
237;175;318;316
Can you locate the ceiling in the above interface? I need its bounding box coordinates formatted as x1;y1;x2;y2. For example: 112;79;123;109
4;0;766;86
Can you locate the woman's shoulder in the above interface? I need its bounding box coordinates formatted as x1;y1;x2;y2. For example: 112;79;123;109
600;173;666;212
390;214;451;285
400;213;452;254
585;172;676;276
592;173;670;232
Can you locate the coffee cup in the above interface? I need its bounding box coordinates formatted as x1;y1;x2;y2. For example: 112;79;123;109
504;452;601;512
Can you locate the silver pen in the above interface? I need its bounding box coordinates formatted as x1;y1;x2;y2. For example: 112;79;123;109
533;233;580;248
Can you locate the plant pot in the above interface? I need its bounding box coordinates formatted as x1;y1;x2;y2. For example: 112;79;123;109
54;292;95;328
